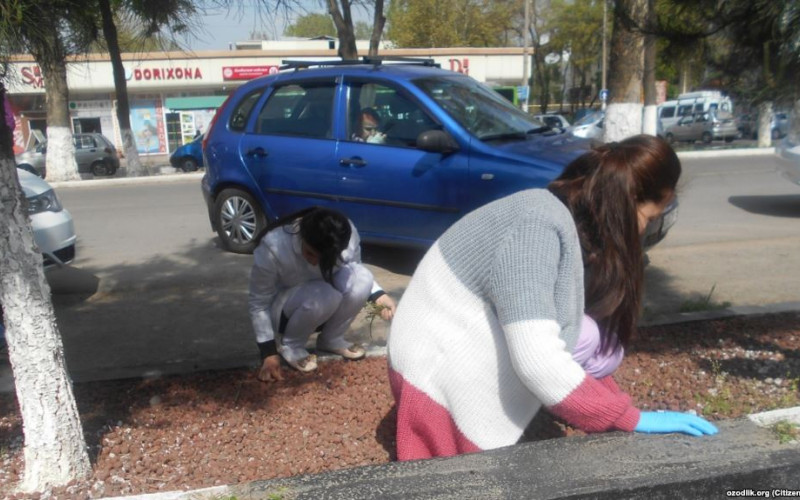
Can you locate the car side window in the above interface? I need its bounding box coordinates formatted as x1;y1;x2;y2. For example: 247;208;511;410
229;90;264;132
73;136;96;150
255;82;336;139
660;106;675;119
346;81;438;148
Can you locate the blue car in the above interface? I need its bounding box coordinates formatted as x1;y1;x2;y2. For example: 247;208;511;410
169;135;204;172
201;58;669;253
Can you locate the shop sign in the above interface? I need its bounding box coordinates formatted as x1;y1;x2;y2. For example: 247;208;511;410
449;58;469;75
133;67;203;81
222;66;279;81
21;66;44;88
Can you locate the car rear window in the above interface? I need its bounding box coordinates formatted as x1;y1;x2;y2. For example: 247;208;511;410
229;90;264;132
255;82;336;139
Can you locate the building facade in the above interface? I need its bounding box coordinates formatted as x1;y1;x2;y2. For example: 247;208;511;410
5;47;527;157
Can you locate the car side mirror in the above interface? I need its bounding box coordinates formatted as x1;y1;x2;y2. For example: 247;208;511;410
416;130;459;154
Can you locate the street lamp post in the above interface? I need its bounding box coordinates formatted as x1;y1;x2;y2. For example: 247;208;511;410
522;0;531;113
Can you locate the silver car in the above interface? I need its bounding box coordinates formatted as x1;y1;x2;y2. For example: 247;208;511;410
663;111;738;144
16;132;121;178
568;110;604;140
18;168;77;268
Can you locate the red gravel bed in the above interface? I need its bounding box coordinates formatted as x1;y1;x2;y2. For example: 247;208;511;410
1;312;799;499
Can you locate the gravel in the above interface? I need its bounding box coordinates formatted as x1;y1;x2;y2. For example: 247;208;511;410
1;312;799;499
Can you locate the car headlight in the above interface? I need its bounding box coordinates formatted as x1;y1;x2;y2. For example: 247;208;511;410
26;189;63;214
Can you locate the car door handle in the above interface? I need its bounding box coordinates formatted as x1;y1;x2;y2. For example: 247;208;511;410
339;157;367;167
246;147;268;158
481;173;494;180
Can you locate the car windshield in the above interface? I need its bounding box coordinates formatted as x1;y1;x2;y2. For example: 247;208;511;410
414;76;547;141
573;111;603;126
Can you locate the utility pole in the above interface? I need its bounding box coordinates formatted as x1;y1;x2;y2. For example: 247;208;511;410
522;0;531;112
601;0;608;110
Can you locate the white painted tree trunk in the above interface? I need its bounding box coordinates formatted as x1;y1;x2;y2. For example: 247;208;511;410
605;102;644;142
0;158;91;491
757;101;773;148
789;100;800;143
120;127;148;176
44;126;80;182
604;0;647;143
642;104;658;136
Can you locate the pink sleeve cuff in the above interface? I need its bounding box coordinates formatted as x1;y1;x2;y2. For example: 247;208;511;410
548;374;640;433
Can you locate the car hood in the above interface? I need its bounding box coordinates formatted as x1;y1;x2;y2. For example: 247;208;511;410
487;133;592;166
17;168;50;197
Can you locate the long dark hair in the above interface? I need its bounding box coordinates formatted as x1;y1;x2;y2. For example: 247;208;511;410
548;134;681;352
255;206;352;283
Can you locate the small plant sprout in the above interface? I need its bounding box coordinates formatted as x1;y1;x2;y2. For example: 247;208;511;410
363;301;390;342
772;421;800;444
679;284;732;313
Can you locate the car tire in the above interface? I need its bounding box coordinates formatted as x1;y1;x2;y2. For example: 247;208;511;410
702;132;712;144
91;160;112;176
771;129;781;140
213;188;266;254
665;133;675;144
724;136;734;143
180;157;199;172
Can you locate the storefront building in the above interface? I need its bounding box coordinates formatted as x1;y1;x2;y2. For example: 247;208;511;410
5;47;526;157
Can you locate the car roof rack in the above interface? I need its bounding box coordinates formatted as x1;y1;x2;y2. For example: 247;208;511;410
280;56;440;71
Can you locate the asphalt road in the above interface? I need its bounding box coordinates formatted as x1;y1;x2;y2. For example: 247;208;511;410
36;151;800;382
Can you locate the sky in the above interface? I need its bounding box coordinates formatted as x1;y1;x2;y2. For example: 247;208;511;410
186;2;370;52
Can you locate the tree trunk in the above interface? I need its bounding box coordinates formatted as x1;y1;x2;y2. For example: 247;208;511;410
0;86;91;492
368;0;386;57
757;101;772;148
604;0;647;142
642;0;657;136
99;0;148;177
328;0;358;60
790;99;800;144
37;31;80;182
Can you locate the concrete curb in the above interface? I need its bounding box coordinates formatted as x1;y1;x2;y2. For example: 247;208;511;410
676;147;775;159
48;170;203;189
109;416;800;500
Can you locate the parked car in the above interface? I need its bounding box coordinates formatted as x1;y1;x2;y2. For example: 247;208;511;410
772;112;790;140
201;58;676;254
567;110;604;140
663;111;738;144
15;132;121;178
532;114;570;133
169;135;204;172
18;168;77;268
736;113;757;139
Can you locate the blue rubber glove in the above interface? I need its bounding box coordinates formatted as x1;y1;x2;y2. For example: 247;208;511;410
635;411;718;437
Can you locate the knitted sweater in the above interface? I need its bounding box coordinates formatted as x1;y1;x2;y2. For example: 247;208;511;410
387;189;640;454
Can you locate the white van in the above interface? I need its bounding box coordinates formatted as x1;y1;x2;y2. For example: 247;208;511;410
658;90;734;133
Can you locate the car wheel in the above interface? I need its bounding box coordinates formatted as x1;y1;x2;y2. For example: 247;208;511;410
213;188;266;254
702;132;712;144
665;133;675;144
724;136;734;143
180;157;199;172
771;129;781;140
91;160;112;176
